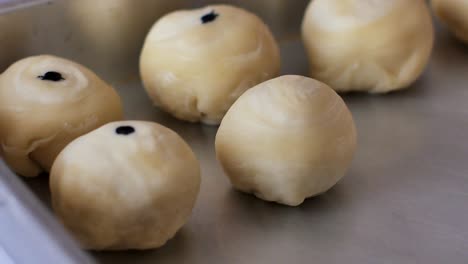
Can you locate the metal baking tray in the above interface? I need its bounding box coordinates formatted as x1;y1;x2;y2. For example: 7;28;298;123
0;1;467;263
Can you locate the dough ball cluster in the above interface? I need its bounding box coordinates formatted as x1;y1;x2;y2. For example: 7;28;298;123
140;4;280;125
215;75;357;206
0;55;123;177
50;121;201;250
0;2;374;252
302;0;434;93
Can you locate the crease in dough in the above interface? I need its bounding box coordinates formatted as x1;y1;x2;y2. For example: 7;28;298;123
140;4;280;124
216;75;357;206
301;0;434;93
0;55;123;177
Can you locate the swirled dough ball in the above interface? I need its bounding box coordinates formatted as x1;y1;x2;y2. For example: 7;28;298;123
215;75;357;206
50;121;201;250
301;0;434;93
432;0;468;44
0;55;123;177
140;5;280;125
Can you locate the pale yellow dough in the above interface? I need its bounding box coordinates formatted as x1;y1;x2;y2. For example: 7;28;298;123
215;75;357;206
50;121;201;250
64;0;185;71
140;4;280;125
301;0;434;93
0;55;123;177
432;0;468;44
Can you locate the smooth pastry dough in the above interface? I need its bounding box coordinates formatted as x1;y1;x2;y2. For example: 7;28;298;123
50;121;201;250
215;75;357;206
140;4;280;125
0;55;123;177
302;0;434;93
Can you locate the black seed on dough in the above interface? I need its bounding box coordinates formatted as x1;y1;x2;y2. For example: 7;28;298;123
201;10;219;24
38;71;65;82
116;126;135;135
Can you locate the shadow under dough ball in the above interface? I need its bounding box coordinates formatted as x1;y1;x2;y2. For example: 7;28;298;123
301;0;434;93
432;0;468;44
215;75;357;206
50;121;201;250
0;55;123;177
140;4;280;125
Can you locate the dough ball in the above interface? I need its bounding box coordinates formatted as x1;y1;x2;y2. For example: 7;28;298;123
301;0;434;93
140;4;280;125
50;121;201;250
64;0;185;72
215;75;357;206
432;0;468;44
0;55;123;177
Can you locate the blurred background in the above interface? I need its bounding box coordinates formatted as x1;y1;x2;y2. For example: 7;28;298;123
0;0;309;79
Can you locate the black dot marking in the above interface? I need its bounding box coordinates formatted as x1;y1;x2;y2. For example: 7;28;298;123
115;126;135;135
201;10;219;24
37;71;65;82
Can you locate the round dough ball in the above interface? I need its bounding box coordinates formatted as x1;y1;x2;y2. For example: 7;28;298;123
50;121;201;250
0;55;123;177
301;0;434;93
140;4;280;125
64;0;185;72
432;0;468;44
215;75;357;206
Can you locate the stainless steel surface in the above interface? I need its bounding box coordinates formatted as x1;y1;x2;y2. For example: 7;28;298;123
0;159;94;264
1;1;468;263
0;0;48;14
